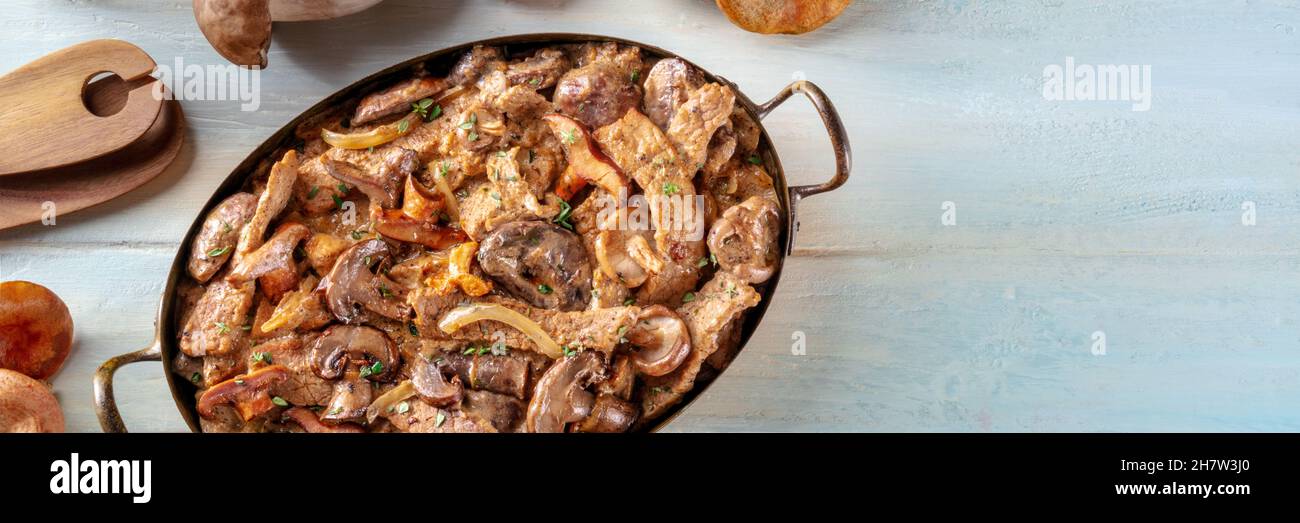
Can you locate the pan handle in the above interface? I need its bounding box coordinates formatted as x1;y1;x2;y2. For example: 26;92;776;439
93;341;162;433
756;80;851;255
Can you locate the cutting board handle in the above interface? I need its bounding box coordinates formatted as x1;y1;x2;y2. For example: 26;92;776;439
0;39;163;176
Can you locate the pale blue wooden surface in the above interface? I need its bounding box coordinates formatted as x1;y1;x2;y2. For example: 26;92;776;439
0;0;1297;432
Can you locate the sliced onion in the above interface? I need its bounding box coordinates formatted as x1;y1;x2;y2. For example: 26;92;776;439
365;380;416;425
323;114;419;149
438;303;562;359
432;167;460;223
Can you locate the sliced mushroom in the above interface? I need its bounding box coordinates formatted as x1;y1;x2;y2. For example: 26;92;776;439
282;406;364;433
323;147;419;209
571;394;638;433
309;324;399;381
188;192;257;283
626;305;691;376
353;75;447;126
320;370;372;424
441;351;530;399
192;0;272;68
524;351;607;433
706;195;781;284
593;209;662;288
477;221;592;311
411;356;463;407
553;61;642;129
197;365;290;421
643;58;705;130
400;174;444;221
543;113;629;200
318;239;411;323
374;208;468;249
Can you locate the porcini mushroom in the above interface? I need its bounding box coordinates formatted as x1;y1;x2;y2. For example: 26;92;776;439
0;281;74;380
593;209;663;288
309;324;399;381
323;147;419;208
524;351;607;433
476;220;592;311
227;221;311;299
571;394;638;433
411;356;463;407
706;196;781;284
625;305;691;376
318;239;411;323
320;368;372;424
194;0;385;67
543;114;629;200
197;364;291;421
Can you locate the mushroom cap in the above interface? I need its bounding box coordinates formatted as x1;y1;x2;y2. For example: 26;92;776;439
0;281;74;380
715;0;852;35
309;324;399;381
524;351;607;433
196;365;290;421
571;394;638;433
319;239;412;323
0;369;64;433
706;196;781;284
192;0;272;67
411;356;463;407
626;305;691;376
477;221;593;311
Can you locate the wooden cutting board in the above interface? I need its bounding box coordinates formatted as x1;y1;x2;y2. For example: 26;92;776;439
0;39;184;231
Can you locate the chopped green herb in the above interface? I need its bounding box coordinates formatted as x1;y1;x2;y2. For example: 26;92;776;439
427;104;442;120
397;118;411;133
537;283;553;295
439;162;450;177
623;298;636;306
221;221;232;234
251;351;272;364
630;70;640;83
363;255;372;266
206;246;230;258
617;325;628;344
213;321;231;334
408;322;419;337
553;199;574;230
458;114;477;130
697;256;709;268
435;411;447;427
379;285;394;298
748;154;762;165
240;324;253;332
396;401;410;414
561;346;578;358
562;128;577;145
351;230;364;240
190;372;202;384
359;360;384;379
332;194;344;209
271;396;289;407
467;131;479;142
681;292;696;303
529;77;541;87
463;346;476;355
235;379;246;386
662;182;680;195
710;252;718;266
337;183;349;195
308;186;320;199
476;346;491;356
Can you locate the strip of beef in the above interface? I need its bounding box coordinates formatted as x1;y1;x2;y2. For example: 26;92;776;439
294;157;352;215
385;399;495;433
236;150;299;259
353;75;446;125
259;335;333;406
461;389;526;432
641;271;760;420
180;277;256;358
448;45;506;87
188;193;257;283
324;147;419;209
505;48;570;90
666;83;737;171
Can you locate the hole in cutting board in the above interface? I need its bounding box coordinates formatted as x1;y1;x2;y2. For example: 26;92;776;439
81;72;158;117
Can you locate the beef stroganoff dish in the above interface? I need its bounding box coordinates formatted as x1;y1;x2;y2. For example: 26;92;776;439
174;42;782;432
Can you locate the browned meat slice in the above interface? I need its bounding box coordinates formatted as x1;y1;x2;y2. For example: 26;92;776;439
352;75;446;125
731;105;762;154
703;122;737;177
188;193;257;283
386;399;495;433
487;147;557;220
461;389;526;432
703;158;779;211
506;48;570;89
227;221;310;293
237;150;299;259
708;196;782;284
476;220;591;311
554;61;642;129
568;41;643;75
258;335;333;407
294;156;351;215
180;278;256;357
666;83;737;171
642;58;705;130
448;45;506;87
642;271;760;419
324;147;419;209
440;351;531;399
